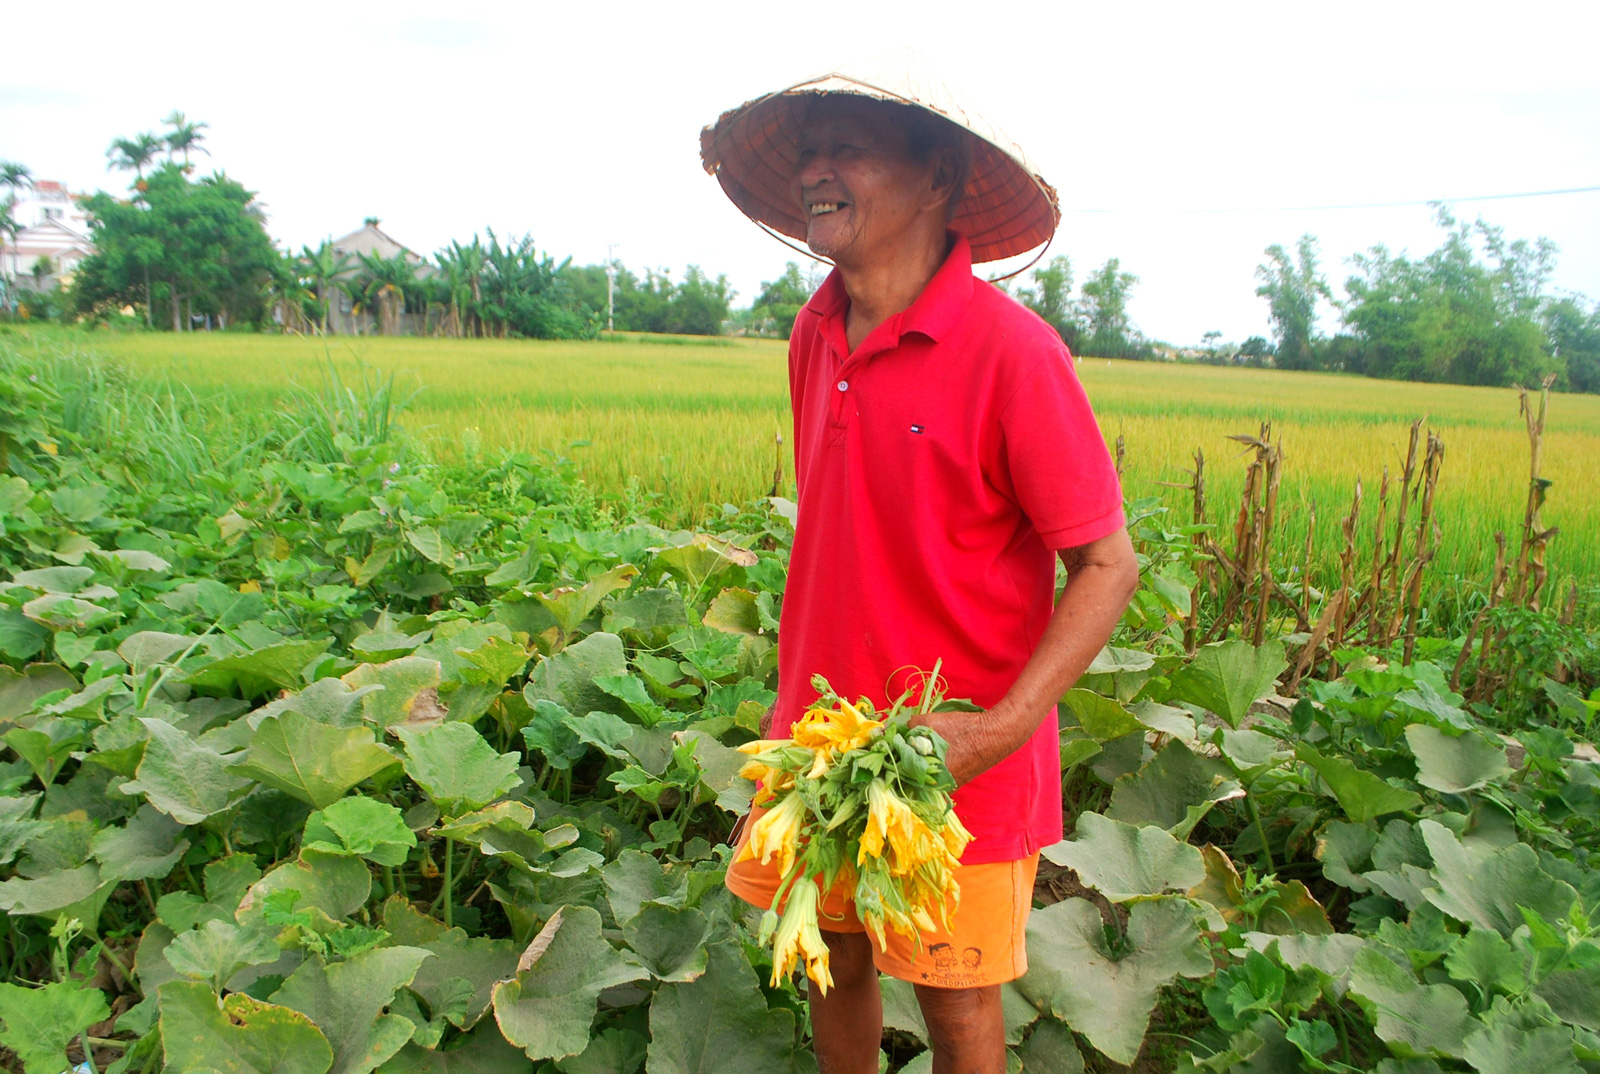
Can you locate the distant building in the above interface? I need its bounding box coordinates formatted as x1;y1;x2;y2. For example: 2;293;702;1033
4;181;97;294
331;219;427;267
10;180;92;233
9;219;95;291
4;180;96;293
325;218;431;334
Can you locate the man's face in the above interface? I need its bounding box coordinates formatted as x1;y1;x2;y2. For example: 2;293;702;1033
792;101;937;265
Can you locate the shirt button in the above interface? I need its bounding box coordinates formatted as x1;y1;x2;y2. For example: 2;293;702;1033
837;380;849;392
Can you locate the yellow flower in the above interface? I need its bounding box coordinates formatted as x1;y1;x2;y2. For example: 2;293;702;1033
792;700;881;756
859;781;939;875
852;864;897;951
736;791;806;878
910;866;961;930
769;879;833;994
940;809;974;858
859;780;905;862
739;759;796;798
736;738;793;756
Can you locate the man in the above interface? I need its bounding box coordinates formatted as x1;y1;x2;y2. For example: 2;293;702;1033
701;58;1139;1074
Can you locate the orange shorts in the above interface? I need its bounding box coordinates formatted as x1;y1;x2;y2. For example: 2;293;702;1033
725;799;1039;990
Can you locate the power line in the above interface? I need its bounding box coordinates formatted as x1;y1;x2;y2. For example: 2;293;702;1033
1060;183;1600;215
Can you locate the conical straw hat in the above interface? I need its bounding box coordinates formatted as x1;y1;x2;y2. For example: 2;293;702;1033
700;50;1060;265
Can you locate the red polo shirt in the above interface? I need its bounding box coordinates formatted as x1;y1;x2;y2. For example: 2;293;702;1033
772;234;1125;864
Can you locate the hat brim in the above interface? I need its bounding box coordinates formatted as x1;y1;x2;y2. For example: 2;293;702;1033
700;74;1060;265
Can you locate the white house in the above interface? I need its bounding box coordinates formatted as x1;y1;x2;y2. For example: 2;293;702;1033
10;180;92;232
5;180;96;292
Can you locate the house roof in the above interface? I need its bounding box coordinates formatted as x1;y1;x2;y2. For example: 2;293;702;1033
13;242;91;260
331;222;425;265
14;218;94;249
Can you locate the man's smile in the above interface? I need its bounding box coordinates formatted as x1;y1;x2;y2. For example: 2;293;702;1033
808;200;849;216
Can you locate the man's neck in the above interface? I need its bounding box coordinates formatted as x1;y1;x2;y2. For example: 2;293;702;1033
837;230;951;352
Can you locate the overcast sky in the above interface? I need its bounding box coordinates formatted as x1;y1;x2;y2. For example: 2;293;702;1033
4;0;1596;344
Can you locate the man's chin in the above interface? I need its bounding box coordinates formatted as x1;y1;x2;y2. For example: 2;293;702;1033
805;231;849;261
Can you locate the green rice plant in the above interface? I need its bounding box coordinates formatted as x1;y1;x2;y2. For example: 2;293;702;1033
21;327;1600;591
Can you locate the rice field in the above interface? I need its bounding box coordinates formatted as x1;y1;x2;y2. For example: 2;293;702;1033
36;328;1600;590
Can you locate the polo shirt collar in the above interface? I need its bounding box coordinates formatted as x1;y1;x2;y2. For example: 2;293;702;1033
803;232;976;345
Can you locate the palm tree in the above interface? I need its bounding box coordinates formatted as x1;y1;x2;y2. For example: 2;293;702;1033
106;133;163;188
0;162;32;307
300;241;351;334
438;238;487;338
162;111;210;170
337;276;369;333
0;162;31;197
262;250;313;333
352;252;420;336
0;200;18;312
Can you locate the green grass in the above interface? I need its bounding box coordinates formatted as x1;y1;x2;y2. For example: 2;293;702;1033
17;326;1600;592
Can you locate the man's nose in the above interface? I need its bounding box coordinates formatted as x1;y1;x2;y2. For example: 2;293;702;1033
797;151;834;188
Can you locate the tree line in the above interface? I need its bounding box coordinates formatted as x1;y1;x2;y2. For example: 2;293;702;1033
1011;256;1153;361
9;115;739;339
1248;209;1598;392
263;235;738;341
7;114;1599;391
1001;210;1599;394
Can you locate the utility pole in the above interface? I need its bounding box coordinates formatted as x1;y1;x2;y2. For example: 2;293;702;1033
604;242;620;333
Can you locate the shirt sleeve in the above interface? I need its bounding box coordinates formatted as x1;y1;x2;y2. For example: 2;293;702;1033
996;351;1126;549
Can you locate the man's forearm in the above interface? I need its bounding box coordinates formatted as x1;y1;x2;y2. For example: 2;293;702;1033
937;529;1140;784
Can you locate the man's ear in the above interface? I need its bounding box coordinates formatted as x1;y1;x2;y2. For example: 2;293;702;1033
924;147;962;216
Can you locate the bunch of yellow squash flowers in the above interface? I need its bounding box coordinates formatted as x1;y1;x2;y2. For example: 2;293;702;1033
734;667;974;995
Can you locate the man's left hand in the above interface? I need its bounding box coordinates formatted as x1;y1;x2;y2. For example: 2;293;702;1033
908;708;1006;787
910;530;1142;790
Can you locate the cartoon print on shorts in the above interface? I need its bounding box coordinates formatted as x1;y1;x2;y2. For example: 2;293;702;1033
921;943;986;986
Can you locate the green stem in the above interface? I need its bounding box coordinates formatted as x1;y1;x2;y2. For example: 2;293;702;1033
770;858;808;912
138;879;160;919
442;837;454;928
7;920;21;982
1143;1031;1213;1052
453;849;478;894
919;658;944;715
80;1033;100;1074
382;865;396;900
1323;885;1346;922
1244;794;1276;874
1331;997;1353;1064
